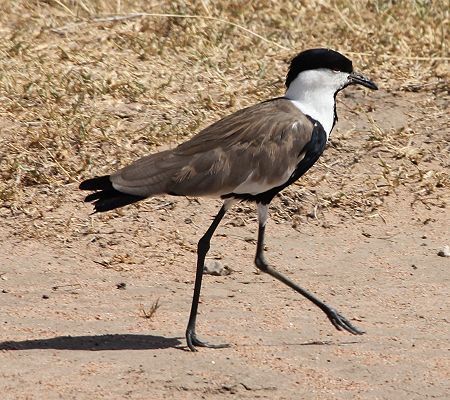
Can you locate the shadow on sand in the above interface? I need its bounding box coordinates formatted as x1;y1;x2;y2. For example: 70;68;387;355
0;334;182;351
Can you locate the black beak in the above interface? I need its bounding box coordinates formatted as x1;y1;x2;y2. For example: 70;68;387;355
349;71;378;90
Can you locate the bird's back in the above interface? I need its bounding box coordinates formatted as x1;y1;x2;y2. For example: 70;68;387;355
111;98;316;199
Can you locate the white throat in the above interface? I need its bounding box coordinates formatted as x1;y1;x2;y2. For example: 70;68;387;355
285;69;349;139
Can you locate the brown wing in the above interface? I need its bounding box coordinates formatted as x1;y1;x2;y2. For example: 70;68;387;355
111;98;314;198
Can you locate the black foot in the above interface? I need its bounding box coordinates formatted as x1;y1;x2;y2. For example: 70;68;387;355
326;308;365;335
186;329;230;352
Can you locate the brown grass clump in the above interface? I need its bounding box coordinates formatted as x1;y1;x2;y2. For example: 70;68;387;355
0;0;448;229
140;298;160;320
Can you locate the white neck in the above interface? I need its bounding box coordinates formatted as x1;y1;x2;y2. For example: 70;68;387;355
285;69;349;139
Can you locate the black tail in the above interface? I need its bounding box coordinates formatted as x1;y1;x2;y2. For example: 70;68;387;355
79;175;145;213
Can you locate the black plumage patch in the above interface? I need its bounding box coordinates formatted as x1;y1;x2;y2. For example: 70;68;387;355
286;48;353;88
79;175;145;213
79;175;113;191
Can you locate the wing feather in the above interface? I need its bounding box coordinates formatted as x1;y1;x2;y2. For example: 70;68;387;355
110;98;314;198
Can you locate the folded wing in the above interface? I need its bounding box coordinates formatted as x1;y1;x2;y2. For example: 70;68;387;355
110;98;315;200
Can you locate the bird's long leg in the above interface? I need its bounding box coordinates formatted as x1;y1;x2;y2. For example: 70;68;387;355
254;204;364;335
185;201;232;351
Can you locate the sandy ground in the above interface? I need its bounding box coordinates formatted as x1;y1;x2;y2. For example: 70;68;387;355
1;93;449;399
0;194;449;399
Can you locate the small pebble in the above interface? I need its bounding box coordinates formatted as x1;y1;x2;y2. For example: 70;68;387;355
42;294;49;299
203;260;231;276
437;245;450;257
116;282;127;290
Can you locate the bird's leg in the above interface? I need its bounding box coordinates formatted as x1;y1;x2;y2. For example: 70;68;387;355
186;203;230;351
254;204;364;335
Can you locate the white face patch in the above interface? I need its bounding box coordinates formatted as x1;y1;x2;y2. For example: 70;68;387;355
285;69;350;138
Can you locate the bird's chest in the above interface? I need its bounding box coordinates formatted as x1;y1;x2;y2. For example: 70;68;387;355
290;98;335;139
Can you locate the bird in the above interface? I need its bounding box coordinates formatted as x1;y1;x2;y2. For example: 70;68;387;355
79;48;378;351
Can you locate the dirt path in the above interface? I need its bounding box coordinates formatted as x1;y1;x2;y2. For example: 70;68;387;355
1;193;449;399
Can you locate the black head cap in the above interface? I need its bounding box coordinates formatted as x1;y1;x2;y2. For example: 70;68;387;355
285;48;353;88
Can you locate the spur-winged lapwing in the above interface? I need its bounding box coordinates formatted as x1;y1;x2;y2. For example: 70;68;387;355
80;48;378;351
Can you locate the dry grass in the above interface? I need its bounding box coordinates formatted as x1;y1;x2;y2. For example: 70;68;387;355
0;0;448;228
139;298;160;320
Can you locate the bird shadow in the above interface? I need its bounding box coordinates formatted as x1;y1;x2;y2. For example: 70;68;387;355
297;340;362;346
0;334;183;351
245;339;363;348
